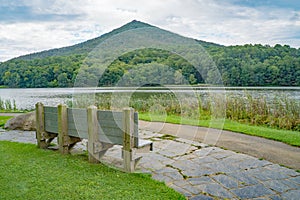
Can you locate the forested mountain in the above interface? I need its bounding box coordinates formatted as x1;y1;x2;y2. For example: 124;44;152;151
0;20;299;87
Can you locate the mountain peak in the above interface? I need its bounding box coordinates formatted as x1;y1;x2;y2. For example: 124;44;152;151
127;20;153;27
115;20;154;32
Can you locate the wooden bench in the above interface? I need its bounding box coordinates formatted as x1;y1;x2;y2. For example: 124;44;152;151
35;102;153;172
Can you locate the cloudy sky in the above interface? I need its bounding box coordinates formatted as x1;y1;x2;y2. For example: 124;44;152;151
0;0;299;62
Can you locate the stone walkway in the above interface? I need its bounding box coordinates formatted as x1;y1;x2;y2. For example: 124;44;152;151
1;128;300;199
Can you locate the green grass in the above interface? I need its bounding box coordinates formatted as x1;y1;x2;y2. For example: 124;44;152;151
0;116;12;127
139;113;300;147
0;141;184;200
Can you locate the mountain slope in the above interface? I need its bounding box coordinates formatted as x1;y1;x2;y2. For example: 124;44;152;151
0;20;299;87
12;20;157;61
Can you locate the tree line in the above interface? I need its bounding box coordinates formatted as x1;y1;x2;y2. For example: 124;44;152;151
0;43;299;87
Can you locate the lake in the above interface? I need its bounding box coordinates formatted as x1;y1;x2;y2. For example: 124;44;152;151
0;87;299;110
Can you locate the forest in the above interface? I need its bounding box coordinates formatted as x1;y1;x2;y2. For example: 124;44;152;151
0;21;299;88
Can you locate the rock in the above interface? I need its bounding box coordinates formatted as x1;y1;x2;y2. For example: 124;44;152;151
4;112;36;131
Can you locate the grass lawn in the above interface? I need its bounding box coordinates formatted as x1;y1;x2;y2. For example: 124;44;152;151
0;141;184;200
139;113;300;147
0;116;12;127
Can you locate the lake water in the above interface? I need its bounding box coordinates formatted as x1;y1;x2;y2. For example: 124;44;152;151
0;87;299;110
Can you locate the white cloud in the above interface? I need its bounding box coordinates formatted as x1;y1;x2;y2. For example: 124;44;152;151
0;0;299;62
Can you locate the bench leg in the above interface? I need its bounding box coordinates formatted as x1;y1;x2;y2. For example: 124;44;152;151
122;148;142;172
123;149;135;172
36;132;57;149
88;141;113;163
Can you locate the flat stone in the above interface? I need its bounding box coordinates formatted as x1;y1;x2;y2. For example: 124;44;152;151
249;168;290;181
190;194;214;200
155;167;178;174
289;176;300;184
265;164;300;177
193;148;212;157
151;140;172;151
176;153;197;161
222;154;246;163
140;153;174;168
194;147;223;157
182;169;215;177
158;141;191;157
140;159;165;171
169;184;192;197
181;184;202;195
158;150;180;157
165;171;184;180
191;156;218;164
172;160;197;171
198;183;234;199
173;180;189;187
282;179;300;188
203;162;241;173
212;174;239;189
187;177;213;185
281;189;300;200
210;151;236;160
230;184;275;199
269;195;283;200
227;171;260;186
262;180;293;193
236;159;272;170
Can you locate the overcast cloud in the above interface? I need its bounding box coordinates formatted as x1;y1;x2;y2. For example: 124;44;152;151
0;0;299;61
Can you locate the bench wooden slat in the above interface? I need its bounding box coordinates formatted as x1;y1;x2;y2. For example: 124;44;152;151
97;110;123;121
68;108;87;119
67;108;88;138
98;119;122;129
44;106;57;114
67;121;88;130
97;134;124;145
67;120;88;138
98;127;123;145
45;112;58;133
68;128;88;139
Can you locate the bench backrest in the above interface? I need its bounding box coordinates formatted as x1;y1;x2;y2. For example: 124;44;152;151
44;106;139;146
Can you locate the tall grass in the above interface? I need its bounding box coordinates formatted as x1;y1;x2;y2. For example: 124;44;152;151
0;98;17;111
224;93;300;131
69;92;300;131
